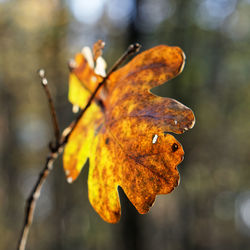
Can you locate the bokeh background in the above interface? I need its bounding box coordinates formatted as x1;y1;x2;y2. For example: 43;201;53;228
1;0;250;249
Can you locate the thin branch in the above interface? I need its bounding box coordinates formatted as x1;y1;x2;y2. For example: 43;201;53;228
17;43;141;250
38;69;60;145
107;43;141;75
17;151;60;250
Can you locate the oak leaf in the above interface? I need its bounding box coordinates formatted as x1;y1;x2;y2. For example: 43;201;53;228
63;43;195;223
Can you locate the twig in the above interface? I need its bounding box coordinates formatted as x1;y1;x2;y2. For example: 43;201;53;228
107;43;141;75
38;69;60;145
17;43;141;250
17;151;61;250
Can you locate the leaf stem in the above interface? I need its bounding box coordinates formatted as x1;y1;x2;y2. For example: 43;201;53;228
17;43;141;250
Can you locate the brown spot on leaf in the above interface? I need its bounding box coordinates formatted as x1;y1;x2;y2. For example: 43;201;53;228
105;137;110;145
172;143;179;152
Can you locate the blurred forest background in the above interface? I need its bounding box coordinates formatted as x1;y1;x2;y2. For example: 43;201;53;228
0;0;250;249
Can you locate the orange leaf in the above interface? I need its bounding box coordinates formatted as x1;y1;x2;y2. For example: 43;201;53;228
68;49;104;110
63;44;195;223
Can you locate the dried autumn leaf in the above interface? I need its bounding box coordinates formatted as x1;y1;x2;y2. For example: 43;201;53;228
68;43;106;112
63;44;195;223
92;39;105;62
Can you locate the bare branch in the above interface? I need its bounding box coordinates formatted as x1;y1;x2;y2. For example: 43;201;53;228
17;151;60;250
107;43;141;75
38;69;60;145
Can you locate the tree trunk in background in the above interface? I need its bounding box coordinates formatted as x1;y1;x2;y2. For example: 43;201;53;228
127;0;141;44
118;1;144;250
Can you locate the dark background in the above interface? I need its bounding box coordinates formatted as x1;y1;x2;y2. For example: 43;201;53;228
1;0;250;249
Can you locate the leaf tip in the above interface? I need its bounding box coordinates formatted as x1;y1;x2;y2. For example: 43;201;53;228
67;176;73;183
189;113;196;129
72;105;80;113
68;59;77;71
